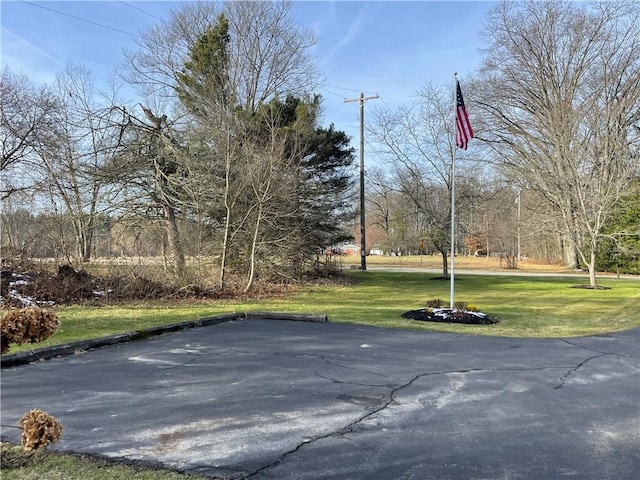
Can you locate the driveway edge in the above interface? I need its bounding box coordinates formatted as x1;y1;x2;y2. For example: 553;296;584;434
1;312;328;368
245;312;328;323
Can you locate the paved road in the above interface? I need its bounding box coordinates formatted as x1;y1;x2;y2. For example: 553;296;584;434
1;319;639;479
366;265;640;279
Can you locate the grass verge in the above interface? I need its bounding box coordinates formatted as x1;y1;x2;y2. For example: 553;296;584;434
0;443;209;480
321;272;640;337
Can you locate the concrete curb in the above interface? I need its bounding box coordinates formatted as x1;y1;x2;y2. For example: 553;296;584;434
1;312;326;368
245;312;328;323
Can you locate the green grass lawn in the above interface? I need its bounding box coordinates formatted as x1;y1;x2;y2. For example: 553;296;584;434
0;443;208;480
288;272;639;337
5;272;639;355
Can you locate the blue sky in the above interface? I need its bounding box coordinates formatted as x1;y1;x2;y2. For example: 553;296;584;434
1;0;494;155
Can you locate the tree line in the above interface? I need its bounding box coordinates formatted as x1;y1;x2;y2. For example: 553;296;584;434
364;0;639;285
1;1;355;292
1;0;639;290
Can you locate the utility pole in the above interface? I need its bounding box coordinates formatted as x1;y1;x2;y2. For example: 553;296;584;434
345;92;379;271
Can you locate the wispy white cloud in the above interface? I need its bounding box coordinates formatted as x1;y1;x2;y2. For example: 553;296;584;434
1;27;64;84
2;27;64;66
321;4;368;67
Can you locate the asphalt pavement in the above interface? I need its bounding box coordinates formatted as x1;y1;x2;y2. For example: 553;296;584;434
366;265;640;279
1;317;639;479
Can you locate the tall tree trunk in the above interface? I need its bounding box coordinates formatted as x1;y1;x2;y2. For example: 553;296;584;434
564;238;579;269
219;151;232;290
162;203;186;278
244;205;263;293
587;250;598;288
578;237;599;288
81;226;92;263
82;196;99;263
72;219;85;263
440;249;449;279
78;214;96;263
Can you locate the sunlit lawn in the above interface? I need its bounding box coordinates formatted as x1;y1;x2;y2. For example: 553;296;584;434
5;271;639;354
0;443;208;480
284;272;639;337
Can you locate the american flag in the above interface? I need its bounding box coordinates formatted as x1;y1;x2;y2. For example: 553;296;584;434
455;80;474;150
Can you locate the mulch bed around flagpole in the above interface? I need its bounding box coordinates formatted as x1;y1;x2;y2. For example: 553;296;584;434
401;308;498;325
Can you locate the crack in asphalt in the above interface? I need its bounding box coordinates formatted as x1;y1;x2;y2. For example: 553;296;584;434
274;351;393;379
553;338;640;389
559;338;640;359
554;353;608;390
49;336;631;479
244;352;622;478
119;345;616;479
244;367;484;479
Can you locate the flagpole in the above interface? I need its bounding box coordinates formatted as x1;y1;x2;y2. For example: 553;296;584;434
450;73;457;310
450;74;474;310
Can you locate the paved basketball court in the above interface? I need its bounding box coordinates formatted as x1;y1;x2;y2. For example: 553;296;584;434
1;318;639;479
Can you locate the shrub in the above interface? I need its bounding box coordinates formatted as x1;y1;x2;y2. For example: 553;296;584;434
453;301;468;310
19;409;63;452
1;307;60;354
424;299;481;312
425;298;445;308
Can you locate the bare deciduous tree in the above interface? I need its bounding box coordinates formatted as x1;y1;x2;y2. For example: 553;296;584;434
476;0;640;287
369;83;482;277
106;103;189;277
32;64;122;263
0;69;57;199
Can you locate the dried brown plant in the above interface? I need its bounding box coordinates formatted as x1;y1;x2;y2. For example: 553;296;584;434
19;409;63;451
1;307;60;353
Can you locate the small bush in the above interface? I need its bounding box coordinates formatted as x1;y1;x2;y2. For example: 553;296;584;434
465;303;480;312
19;409;63;452
424;299;481;312
453;301;468;310
1;307;60;354
425;298;445;308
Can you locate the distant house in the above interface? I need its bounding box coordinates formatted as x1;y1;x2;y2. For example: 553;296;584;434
326;243;360;256
339;243;360;256
369;246;384;256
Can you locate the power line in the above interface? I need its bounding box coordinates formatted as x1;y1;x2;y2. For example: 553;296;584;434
325;83;378;96
118;1;164;21
317;86;349;100
19;0;139;38
378;95;393;111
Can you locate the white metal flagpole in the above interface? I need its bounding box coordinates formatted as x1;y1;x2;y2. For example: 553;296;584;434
450;73;458;310
450;74;474;310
